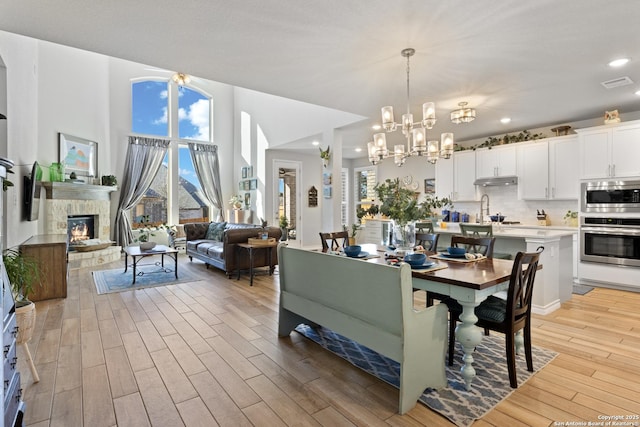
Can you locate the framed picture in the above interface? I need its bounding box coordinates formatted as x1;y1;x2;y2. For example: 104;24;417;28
243;180;251;191
323;172;332;186
323;185;332;199
250;178;257;190
424;179;435;194
247;166;253;178
59;133;97;177
242;167;248;179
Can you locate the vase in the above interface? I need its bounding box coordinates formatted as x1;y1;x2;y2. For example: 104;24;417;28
392;222;416;253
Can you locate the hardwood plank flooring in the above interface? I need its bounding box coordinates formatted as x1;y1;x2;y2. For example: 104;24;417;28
17;254;640;426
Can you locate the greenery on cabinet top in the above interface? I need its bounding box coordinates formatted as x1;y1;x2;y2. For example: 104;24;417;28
455;129;547;151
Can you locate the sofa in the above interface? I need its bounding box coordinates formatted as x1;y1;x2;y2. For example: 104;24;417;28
184;222;282;277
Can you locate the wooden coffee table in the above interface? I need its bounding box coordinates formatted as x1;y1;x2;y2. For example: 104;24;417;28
123;245;179;284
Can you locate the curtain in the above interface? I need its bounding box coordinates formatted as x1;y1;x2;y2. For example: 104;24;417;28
114;136;170;246
188;142;224;221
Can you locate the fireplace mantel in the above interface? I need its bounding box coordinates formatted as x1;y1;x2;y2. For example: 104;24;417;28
42;182;117;201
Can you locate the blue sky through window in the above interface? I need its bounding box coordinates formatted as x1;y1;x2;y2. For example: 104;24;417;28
132;80;212;190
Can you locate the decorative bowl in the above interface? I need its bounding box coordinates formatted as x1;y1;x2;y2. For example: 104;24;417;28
344;245;362;257
403;253;427;267
447;246;466;256
139;241;156;251
490;215;505;222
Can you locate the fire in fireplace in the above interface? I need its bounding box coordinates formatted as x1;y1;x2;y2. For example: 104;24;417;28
68;215;96;245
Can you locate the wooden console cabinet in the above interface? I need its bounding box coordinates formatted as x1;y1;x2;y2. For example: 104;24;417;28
20;234;68;301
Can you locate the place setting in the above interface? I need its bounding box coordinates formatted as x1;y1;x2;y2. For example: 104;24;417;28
386;252;448;273
333;245;380;260
430;246;487;263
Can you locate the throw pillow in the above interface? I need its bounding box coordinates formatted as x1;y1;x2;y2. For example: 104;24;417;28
212;222;227;241
205;222;219;240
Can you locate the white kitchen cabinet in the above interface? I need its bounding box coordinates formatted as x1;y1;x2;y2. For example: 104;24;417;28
453;150;477;201
360;219;392;245
550;136;579;199
435;155;454;200
519;136;579;200
578;120;640;179
476;145;517;178
518;142;549;200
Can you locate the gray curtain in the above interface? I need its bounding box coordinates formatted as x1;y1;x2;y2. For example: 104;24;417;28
188;142;224;221
114;136;170;246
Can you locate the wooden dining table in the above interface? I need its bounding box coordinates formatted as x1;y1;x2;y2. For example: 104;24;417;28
355;243;515;391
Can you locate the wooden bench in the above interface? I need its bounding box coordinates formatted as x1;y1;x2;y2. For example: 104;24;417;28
277;245;448;414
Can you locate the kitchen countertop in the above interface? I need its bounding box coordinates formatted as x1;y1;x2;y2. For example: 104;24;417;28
434;223;578;239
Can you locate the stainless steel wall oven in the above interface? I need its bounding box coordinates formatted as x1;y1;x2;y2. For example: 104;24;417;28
580;216;640;266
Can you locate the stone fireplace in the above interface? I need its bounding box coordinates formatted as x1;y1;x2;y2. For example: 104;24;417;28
67;214;97;244
43;182;121;269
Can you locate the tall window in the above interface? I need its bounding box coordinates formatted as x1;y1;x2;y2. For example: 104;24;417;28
354;166;377;223
341;168;348;226
131;80;212;225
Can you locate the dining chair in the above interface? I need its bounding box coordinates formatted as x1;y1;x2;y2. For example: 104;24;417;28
460;224;512;260
415;221;435;234
426;236;496;307
442;246;544;388
415;232;439;251
459;223;492;237
319;231;349;252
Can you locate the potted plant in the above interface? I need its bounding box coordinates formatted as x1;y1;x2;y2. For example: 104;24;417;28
344;223;361;245
319;146;331;168
279;215;289;241
229;195;243;210
133;215;167;250
3;248;42;345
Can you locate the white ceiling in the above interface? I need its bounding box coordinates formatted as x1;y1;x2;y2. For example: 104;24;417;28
1;0;639;159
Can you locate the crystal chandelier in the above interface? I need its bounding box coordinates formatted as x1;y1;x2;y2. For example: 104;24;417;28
368;48;454;166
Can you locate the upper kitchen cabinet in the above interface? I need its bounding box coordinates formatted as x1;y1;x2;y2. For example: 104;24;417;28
475;145;517;179
578;120;640;179
518;136;579;200
435;150;476;201
453;150;477;201
435;155;454;201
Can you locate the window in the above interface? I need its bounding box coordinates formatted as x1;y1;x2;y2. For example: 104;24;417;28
341;168;348;226
131;80;212;226
354;166;377;223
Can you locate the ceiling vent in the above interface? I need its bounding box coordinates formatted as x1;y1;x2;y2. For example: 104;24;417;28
601;76;634;89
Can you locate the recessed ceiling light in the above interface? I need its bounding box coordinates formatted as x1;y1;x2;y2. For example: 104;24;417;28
608;58;630;68
311;141;319;146
500;117;511;124
355;148;362;152
372;124;381;131
635;89;640;96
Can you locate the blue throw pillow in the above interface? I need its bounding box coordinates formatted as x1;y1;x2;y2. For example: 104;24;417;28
205;222;226;241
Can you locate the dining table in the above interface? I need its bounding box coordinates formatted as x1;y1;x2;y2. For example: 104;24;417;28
353;243;517;391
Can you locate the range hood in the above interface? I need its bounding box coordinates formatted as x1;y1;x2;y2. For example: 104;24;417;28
473;176;518;186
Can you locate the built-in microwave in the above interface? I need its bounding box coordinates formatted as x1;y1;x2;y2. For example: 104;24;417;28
581;180;640;213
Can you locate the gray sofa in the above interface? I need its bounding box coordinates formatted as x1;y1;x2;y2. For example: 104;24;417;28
184;222;282;277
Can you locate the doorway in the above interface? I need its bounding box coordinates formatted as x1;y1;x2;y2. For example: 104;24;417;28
273;160;301;248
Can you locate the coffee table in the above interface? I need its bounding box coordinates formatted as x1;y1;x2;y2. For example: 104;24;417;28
123;245;179;284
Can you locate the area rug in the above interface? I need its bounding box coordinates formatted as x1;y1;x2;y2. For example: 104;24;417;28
295;324;557;427
573;283;594;295
93;266;202;295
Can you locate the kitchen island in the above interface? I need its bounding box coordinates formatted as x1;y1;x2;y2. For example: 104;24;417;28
432;223;577;315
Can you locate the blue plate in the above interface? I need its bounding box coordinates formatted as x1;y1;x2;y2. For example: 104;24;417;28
439;252;467;259
411;261;436;270
347;251;369;259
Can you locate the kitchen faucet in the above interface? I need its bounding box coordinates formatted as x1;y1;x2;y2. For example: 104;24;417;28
479;193;490;223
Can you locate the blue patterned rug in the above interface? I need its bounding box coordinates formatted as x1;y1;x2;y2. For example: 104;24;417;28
295;324;557;426
93;266;202;295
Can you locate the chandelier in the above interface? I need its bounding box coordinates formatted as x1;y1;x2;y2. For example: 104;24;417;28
450;101;476;124
368;48;455;166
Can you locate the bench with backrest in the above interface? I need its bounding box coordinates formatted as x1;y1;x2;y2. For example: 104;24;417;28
277;244;448;414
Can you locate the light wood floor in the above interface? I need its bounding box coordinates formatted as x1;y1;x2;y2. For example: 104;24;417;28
18;254;640;427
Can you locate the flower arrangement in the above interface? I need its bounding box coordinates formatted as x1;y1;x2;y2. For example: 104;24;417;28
229;195;243;209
